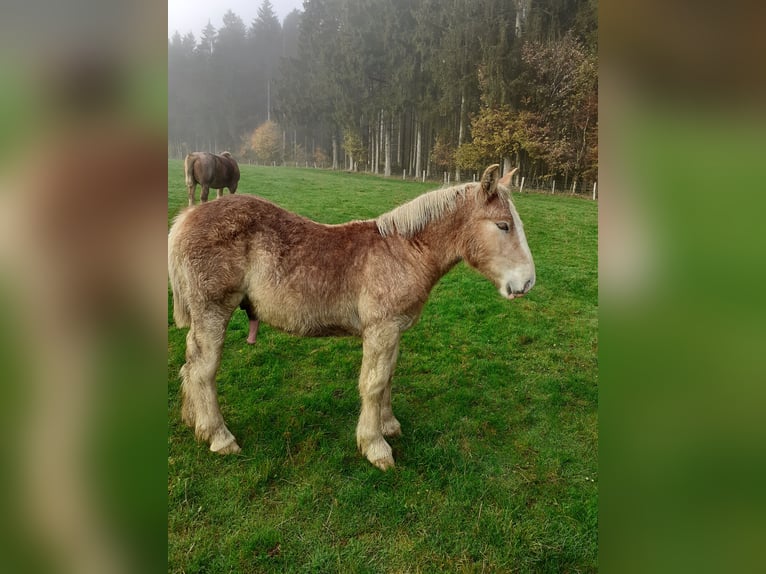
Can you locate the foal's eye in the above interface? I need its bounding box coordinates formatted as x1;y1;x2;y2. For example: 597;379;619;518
496;222;510;232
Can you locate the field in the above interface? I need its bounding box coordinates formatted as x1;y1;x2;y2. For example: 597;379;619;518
167;162;598;573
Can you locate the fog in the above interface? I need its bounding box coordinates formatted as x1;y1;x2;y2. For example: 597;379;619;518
168;0;304;37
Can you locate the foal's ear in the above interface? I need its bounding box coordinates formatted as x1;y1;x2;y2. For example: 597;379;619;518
498;167;519;188
480;164;501;196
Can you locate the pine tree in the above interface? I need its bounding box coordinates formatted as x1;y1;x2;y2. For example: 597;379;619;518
168;0;597;186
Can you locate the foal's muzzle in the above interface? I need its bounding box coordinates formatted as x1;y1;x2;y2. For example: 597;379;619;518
506;278;534;299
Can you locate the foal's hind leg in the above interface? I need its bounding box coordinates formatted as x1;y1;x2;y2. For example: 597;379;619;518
180;307;240;454
187;183;197;206
200;184;211;202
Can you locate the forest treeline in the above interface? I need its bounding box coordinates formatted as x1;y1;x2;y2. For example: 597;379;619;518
169;0;597;190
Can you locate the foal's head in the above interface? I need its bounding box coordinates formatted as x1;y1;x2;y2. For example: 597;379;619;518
463;164;536;300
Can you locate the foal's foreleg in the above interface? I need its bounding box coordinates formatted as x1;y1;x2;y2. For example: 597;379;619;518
377;336;401;438
380;374;402;438
180;311;240;454
357;326;400;470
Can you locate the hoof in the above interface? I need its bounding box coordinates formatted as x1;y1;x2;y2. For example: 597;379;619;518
381;418;402;438
370;455;395;471
211;439;241;455
209;428;241;454
359;437;394;471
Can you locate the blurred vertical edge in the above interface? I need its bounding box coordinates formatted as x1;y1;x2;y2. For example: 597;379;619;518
600;1;766;573
0;1;167;573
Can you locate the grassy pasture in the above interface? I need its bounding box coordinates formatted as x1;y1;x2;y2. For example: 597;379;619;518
168;162;598;573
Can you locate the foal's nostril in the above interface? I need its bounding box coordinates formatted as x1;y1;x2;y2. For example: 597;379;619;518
523;279;533;294
507;279;534;297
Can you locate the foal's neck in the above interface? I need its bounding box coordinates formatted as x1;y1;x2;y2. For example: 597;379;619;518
412;199;471;280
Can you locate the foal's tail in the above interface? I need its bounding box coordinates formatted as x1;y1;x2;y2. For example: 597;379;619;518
168;210;192;328
183;154;195;188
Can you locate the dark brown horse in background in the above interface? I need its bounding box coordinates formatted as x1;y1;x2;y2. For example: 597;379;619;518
183;151;240;206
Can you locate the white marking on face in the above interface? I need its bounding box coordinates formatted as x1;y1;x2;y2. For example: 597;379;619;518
499;203;535;299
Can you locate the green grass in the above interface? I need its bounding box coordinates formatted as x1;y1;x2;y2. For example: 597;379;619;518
168;162;598;573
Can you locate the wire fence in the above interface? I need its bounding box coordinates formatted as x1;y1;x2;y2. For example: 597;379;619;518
168;151;599;201
428;170;598;201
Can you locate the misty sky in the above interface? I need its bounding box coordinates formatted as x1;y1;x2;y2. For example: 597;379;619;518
168;0;304;39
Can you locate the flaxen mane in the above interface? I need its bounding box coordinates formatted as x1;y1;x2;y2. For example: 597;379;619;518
375;180;513;238
375;184;471;238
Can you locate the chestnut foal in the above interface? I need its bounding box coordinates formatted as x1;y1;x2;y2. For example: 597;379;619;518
169;165;534;470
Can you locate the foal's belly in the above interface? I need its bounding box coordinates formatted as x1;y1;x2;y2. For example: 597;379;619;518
298;324;359;337
254;299;363;338
245;267;364;338
265;316;361;338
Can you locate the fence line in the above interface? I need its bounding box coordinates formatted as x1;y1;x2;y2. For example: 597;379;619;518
167;152;599;200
